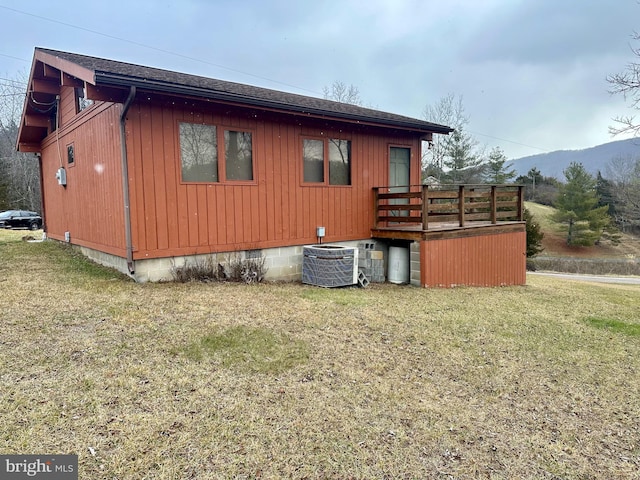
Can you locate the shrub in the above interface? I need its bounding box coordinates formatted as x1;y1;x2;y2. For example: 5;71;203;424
171;253;268;284
225;253;267;283
170;256;223;283
524;207;544;257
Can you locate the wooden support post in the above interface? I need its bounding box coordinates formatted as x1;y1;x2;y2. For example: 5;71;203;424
490;185;497;224
458;185;465;227
373;187;379;228
421;185;429;230
517;185;524;221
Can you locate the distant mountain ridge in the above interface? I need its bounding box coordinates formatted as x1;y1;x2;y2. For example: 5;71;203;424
506;138;640;179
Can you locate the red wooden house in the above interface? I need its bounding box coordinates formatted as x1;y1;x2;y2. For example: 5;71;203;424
17;48;526;287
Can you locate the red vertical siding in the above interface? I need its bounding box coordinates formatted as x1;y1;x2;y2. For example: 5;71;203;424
197;185;209;245
59;86;76;126
118;97;424;260
152;105;168;251
420;231;526;287
41;100;126;256
161;106;180;249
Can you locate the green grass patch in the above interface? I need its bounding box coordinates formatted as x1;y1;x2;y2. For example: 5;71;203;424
583;316;640;337
185;326;309;373
525;201;563;234
53;243;130;282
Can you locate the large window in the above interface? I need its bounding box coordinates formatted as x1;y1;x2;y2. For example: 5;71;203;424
179;123;218;182
303;138;351;185
179;123;254;183
225;130;253;181
303;139;324;183
328;139;351;185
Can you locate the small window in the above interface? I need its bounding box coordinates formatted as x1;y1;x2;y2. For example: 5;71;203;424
224;130;253;181
76;87;94;113
303;139;324;183
49;104;58;133
179;123;218;182
303;138;352;185
67;144;75;165
328;139;351;185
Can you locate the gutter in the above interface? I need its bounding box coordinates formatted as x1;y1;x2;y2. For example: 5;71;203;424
96;73;453;135
119;86;136;274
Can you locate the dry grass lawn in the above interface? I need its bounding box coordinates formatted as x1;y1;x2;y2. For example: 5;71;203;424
1;230;640;479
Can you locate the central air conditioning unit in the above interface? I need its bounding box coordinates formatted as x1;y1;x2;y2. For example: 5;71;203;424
302;245;358;287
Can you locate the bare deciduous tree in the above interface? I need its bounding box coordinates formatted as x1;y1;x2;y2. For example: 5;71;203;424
322;81;363;106
422;93;485;183
608;31;640;136
0;73;41;212
606;154;640;232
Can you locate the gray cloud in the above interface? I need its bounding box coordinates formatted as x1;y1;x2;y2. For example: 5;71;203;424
0;0;638;160
462;1;639;65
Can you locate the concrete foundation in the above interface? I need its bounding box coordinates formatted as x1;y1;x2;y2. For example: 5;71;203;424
78;240;376;283
410;241;421;287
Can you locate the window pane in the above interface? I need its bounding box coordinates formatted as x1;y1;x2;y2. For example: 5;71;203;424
179;122;218;182
67;144;75;165
225;130;253;181
303;139;324;182
76;87;94;113
329;139;351;185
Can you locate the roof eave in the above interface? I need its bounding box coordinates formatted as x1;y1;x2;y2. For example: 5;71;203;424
96;72;453;135
34;49;96;85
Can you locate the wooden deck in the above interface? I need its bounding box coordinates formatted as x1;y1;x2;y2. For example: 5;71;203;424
371;184;526;241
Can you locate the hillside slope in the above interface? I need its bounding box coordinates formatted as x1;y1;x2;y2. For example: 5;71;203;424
509;138;640;179
526;202;640;259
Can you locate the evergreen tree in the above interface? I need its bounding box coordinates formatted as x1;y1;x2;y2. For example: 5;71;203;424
516;167;543;196
596;171;617;218
523;207;544;257
553;162;611;246
441;127;483;183
483;147;516;184
516;167;559;205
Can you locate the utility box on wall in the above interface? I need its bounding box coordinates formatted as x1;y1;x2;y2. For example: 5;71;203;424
302;245;358;287
56;167;67;186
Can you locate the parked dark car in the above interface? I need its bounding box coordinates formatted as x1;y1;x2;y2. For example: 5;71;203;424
0;210;43;230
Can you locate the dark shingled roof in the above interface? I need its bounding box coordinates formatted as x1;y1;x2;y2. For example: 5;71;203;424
35;48;452;135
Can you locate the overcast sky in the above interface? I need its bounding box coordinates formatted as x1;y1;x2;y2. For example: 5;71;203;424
1;0;638;159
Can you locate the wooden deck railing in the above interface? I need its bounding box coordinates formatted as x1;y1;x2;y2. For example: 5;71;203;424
373;184;524;229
